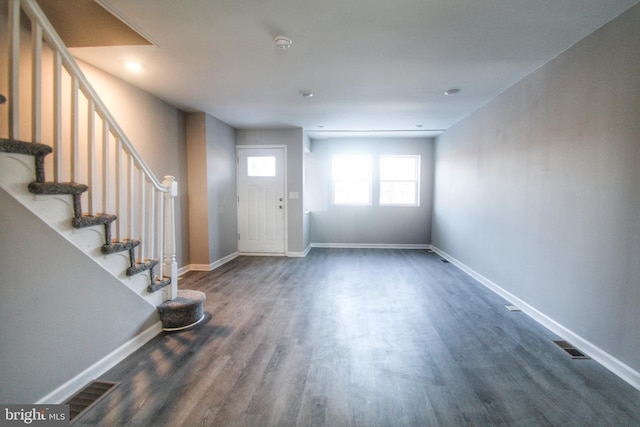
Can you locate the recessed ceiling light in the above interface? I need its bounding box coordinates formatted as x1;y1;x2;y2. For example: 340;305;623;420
125;61;143;72
274;36;292;50
299;90;313;98
444;88;460;96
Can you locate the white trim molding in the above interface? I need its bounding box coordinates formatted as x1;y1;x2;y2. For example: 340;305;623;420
430;245;640;392
36;321;162;404
188;251;239;272
311;243;430;250
177;264;191;276
287;244;312;258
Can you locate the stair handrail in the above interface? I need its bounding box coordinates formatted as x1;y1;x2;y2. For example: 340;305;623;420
16;0;166;192
5;0;178;299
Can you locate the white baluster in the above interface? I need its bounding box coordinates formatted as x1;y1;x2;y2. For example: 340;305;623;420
8;0;19;140
71;75;79;182
115;138;122;241
162;176;178;300
139;172;146;258
128;154;134;239
53;52;62;182
32;21;42;143
102;121;110;214
87;99;95;214
149;185;156;267
157;188;164;276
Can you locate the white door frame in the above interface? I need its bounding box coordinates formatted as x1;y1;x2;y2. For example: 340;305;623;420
236;145;288;255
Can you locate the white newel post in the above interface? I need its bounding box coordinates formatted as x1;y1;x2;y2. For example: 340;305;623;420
162;175;179;301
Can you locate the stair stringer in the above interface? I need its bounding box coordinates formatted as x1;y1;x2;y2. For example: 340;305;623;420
0;185;162;404
0;152;166;307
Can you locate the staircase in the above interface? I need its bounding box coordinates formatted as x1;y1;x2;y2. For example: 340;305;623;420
0;137;172;292
0;0;204;331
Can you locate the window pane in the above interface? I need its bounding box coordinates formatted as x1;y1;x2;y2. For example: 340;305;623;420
379;155;420;206
334;181;371;204
332;155;372;205
380;156;418;181
380;182;417;205
332;155;371;180
247;156;276;177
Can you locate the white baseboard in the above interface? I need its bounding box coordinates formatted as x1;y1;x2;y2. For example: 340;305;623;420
430;245;640;392
177;264;191;276
310;243;431;250
286;252;306;257
36;321;163;404
188;251;239;272
287;244;311;258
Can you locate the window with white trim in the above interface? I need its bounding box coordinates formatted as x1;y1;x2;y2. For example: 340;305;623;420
379;155;420;206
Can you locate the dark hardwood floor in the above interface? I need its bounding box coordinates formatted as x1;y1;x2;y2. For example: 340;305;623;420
77;249;640;426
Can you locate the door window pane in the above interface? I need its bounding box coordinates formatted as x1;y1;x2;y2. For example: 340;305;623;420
247;156;276;177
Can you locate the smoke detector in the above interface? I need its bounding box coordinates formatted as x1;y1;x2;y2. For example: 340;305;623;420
274;36;292;50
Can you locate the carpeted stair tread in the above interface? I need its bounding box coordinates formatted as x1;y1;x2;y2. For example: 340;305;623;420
102;239;141;254
29;181;88;195
157;290;206;331
4;137;172;296
73;213;117;229
0;138;52;157
126;259;158;276
148;276;171;293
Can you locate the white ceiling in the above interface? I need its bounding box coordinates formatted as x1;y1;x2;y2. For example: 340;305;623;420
69;0;640;138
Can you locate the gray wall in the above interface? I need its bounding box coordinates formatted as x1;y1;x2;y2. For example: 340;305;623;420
236;128;306;254
186;113;237;266
433;5;640;374
0;188;157;403
78;62;191;268
308;137;434;245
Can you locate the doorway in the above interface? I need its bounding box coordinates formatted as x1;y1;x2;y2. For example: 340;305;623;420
237;147;286;254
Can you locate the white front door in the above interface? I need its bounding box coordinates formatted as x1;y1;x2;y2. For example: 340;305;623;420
237;147;286;254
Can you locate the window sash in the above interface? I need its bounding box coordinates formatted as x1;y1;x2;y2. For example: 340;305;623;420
379;155;420;206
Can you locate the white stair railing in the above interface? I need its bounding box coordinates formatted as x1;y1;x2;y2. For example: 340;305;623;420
2;0;178;300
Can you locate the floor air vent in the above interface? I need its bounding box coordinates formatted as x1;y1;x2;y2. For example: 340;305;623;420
553;340;590;359
65;380;119;423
